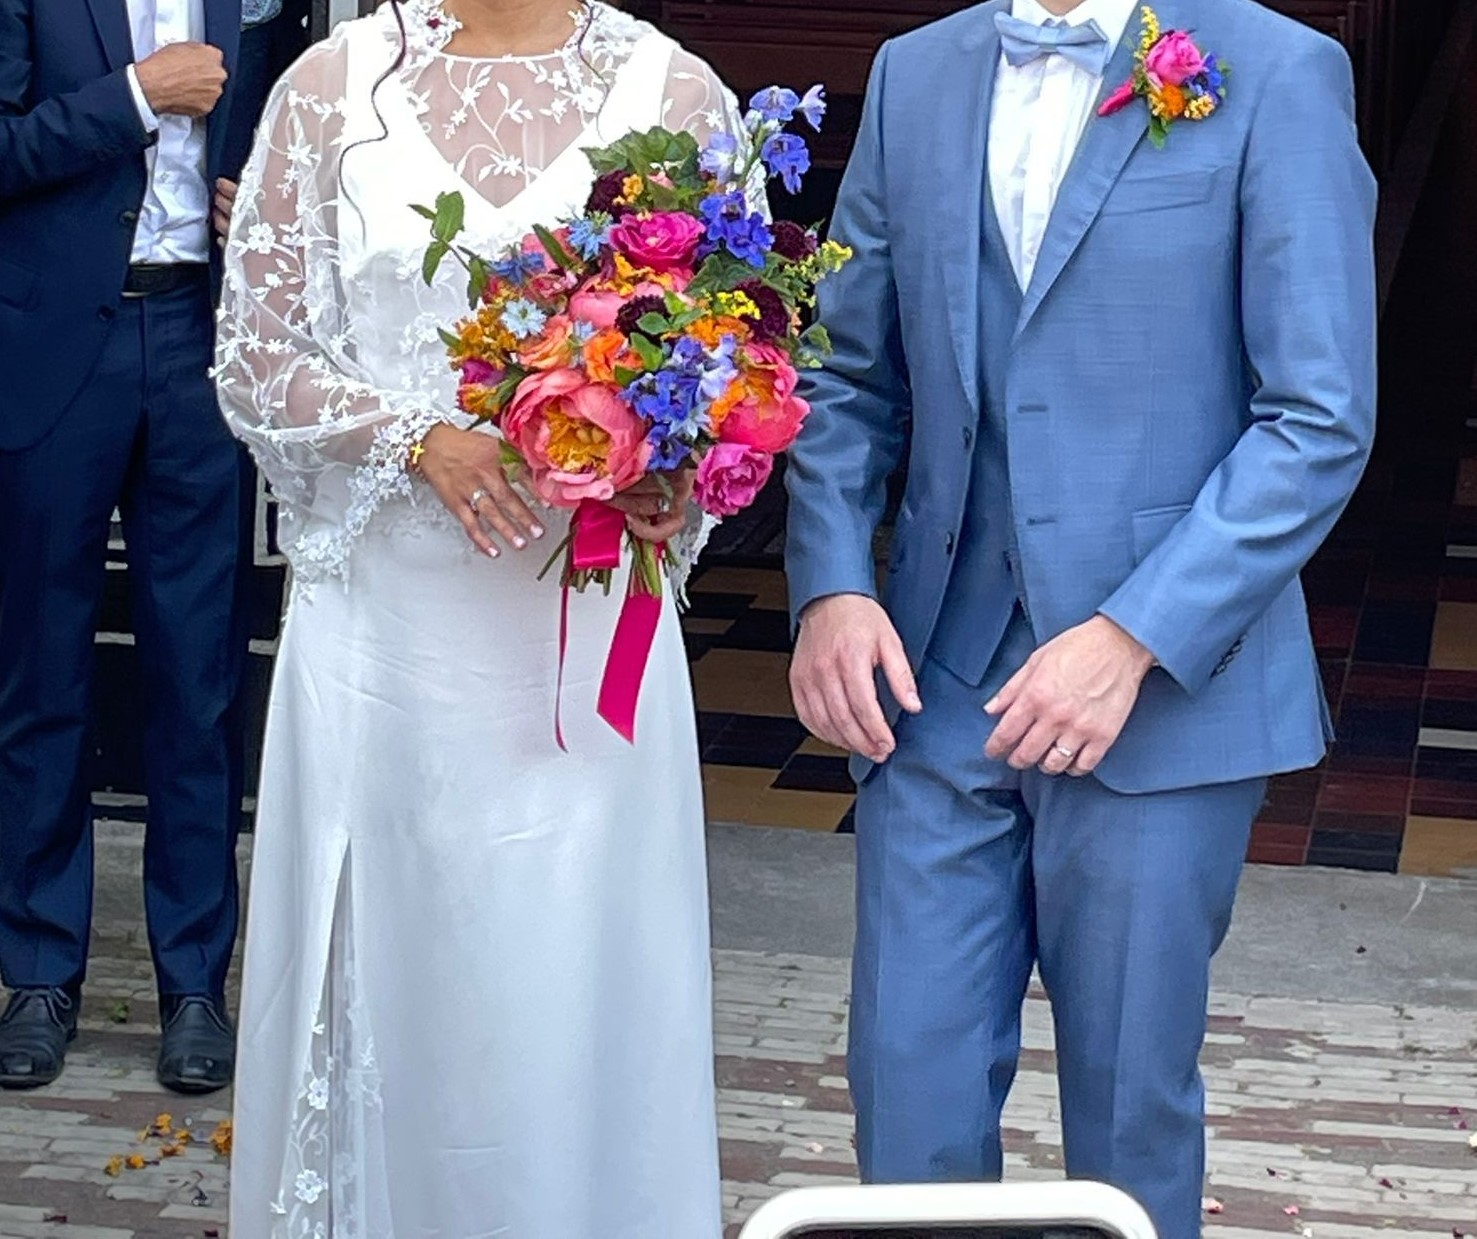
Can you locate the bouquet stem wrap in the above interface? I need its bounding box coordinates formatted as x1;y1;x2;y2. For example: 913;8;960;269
556;500;664;750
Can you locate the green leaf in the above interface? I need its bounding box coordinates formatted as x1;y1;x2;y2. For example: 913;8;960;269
533;224;578;272
432;191;465;244
438;326;462;350
635;312;670;336
614;365;643;388
409;202;437;222
801;322;833;354
630;333;665;371
422;240;450;286
492;367;526;411
466;256;491;310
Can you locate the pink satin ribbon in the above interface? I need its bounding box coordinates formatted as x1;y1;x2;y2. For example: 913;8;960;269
555;499;662;750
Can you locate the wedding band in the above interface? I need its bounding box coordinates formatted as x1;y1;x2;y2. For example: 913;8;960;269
469;487;489;511
1052;744;1076;760
656;497;672;515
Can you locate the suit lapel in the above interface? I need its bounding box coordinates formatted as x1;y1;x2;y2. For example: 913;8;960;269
1014;15;1150;336
940;2;1006;417
84;0;135;73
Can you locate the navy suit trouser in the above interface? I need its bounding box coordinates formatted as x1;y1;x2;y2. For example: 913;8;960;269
0;274;251;1001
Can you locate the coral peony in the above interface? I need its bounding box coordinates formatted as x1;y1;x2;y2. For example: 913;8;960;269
501;369;651;506
711;342;810;452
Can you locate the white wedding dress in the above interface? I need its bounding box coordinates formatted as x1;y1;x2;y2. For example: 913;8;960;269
215;4;743;1235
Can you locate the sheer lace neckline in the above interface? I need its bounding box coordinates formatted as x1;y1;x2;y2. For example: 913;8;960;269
402;0;592;63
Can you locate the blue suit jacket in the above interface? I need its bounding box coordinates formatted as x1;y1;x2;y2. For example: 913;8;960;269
785;0;1378;793
0;0;241;452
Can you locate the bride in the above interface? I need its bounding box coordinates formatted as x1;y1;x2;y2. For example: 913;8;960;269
214;1;749;1233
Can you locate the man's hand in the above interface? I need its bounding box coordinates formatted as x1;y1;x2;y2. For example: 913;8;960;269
790;595;922;763
213;179;237;246
135;43;228;119
984;615;1156;776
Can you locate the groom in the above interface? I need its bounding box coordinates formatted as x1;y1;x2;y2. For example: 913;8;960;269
785;0;1376;1235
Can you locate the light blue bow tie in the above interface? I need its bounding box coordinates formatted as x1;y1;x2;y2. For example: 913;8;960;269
995;12;1113;76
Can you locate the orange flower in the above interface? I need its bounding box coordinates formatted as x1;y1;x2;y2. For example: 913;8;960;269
686;315;752;349
1150;82;1186;120
517;315;575;370
582;328;638;384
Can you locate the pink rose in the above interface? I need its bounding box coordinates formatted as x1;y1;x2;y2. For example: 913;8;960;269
608;211;704;275
501;369;651;507
1144;31;1205;87
693;443;774;517
569;278;667;329
713;342;810;453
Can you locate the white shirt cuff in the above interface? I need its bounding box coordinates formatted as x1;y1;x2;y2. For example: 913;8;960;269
125;64;161;134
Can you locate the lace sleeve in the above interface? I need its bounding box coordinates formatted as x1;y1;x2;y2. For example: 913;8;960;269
659;50;773;600
214;36;446;582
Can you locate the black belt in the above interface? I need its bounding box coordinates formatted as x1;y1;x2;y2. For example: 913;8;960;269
122;262;209;298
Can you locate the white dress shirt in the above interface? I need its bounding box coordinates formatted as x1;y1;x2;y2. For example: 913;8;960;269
123;0;211;264
988;0;1138;288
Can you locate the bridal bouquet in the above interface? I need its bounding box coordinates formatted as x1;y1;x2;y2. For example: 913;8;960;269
415;83;849;745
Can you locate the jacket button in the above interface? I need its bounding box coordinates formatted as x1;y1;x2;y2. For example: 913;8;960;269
98;305;116;321
119;209;139;226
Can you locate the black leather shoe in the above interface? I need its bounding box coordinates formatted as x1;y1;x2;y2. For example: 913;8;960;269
157;996;236;1095
0;988;78;1090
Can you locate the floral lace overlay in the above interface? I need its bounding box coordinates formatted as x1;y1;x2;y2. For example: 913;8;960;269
268;858;388;1239
215;0;745;591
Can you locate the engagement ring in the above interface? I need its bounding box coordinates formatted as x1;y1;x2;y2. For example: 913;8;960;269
469;487;489;511
1052;744;1076;760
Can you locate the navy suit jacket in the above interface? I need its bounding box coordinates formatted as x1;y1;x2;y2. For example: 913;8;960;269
0;0;241;452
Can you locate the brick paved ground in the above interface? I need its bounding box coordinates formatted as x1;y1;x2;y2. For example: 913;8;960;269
0;844;1473;1238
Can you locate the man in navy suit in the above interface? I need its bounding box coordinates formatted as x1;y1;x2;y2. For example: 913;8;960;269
0;0;248;1093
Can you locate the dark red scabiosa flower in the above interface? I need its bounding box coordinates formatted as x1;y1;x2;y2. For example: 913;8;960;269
615;294;668;339
738;281;789;340
586;170;632;218
770;220;816;262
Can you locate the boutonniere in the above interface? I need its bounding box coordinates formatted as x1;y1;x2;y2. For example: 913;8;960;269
1098;6;1229;147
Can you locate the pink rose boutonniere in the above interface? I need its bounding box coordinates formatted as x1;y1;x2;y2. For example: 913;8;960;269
1098;5;1229;147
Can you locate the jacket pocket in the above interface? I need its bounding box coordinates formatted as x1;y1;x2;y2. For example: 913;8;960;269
1100;168;1223;217
1130;503;1193;564
0;258;39;311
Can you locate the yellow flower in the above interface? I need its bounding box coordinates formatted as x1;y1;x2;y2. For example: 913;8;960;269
1139;5;1161;49
621;175;644;202
125;1154;148;1170
105;1156;125;1178
715;291;761;321
1185;94;1217;120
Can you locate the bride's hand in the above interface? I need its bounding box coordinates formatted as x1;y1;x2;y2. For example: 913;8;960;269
415;424;545;558
609;469;694;544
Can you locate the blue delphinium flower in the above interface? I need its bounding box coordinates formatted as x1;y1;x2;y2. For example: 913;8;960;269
749;86;800;124
797;84;827;131
491;250;545;284
698;335;739;402
1199;53;1227;99
761;133;811;195
627;368;707;468
700;131;740;180
566;215;612;262
699;191;774;269
501;298;547;339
